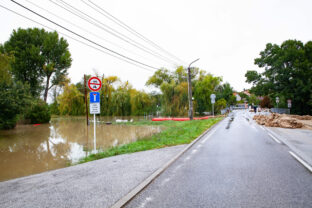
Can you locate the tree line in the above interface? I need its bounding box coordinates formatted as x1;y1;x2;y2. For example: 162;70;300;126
245;39;312;115
50;67;236;118
0;27;235;130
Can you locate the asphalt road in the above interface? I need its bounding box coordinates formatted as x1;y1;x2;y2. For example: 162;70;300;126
125;110;312;208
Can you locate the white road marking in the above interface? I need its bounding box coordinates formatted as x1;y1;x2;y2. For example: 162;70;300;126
268;133;281;144
259;125;265;130
250;125;259;132
197;144;202;148
160;178;171;186
139;197;153;208
289;151;312;173
201;130;216;144
191;149;198;154
184;156;191;161
173;164;182;172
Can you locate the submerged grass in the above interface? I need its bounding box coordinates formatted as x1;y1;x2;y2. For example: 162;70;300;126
78;117;223;164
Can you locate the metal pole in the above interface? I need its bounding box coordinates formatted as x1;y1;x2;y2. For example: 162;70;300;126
212;104;214;117
84;75;89;126
94;113;96;152
187;58;200;120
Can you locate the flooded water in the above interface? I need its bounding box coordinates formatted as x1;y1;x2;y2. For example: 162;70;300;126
0;117;162;182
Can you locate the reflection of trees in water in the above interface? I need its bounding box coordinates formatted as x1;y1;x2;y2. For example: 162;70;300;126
0;118;162;181
0;124;68;181
49;120;87;161
94;125;163;150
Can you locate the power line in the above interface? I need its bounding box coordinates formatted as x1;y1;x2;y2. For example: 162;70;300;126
10;0;160;70
23;0;163;66
83;0;187;65
50;0;179;66
0;4;155;73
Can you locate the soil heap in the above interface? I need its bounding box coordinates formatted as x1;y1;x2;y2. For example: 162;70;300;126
253;113;312;129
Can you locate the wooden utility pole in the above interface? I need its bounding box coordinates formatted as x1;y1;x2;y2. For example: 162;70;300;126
84;75;89;125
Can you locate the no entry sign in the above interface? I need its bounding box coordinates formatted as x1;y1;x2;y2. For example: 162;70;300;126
88;77;102;91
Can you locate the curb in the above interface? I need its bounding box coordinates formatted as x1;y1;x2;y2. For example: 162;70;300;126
110;117;225;208
263;126;312;168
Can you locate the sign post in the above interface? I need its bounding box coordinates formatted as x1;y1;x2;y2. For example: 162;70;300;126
88;77;101;152
276;97;279;108
210;94;216;117
287;99;292;108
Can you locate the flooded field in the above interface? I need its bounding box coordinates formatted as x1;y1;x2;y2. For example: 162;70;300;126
0;117;162;182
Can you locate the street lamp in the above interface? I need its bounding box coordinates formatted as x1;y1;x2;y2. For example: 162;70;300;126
187;58;200;120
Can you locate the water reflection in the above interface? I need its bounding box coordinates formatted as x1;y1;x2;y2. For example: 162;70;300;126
0;117;161;181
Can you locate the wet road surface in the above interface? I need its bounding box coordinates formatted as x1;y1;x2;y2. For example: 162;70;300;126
125;110;312;208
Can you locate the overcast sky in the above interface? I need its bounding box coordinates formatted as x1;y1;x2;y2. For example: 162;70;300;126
2;0;312;93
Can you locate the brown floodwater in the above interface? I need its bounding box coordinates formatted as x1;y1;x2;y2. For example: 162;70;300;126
0;117;162;182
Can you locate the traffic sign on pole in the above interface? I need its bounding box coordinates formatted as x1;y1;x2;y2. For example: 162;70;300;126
88;77;102;91
276;96;280;108
287;99;292;108
90;92;100;103
90;92;100;114
90;103;100;114
210;94;216;104
210;94;216;116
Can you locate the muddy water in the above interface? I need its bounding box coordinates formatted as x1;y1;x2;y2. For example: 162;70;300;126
0;117;162;182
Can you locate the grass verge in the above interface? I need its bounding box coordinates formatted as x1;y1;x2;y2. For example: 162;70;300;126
78;117;223;164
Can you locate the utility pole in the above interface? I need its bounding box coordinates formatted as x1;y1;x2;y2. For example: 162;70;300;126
187;58;200;120
84;74;89;126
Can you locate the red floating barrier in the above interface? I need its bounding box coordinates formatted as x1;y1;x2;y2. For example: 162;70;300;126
152;116;211;121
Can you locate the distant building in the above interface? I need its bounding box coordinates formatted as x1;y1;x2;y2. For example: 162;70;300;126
243;90;251;97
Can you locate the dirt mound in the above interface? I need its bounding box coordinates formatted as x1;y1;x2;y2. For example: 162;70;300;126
289;115;312;120
253;113;305;129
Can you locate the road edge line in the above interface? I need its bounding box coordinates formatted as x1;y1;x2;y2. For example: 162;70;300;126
289;151;312;173
110;117;224;208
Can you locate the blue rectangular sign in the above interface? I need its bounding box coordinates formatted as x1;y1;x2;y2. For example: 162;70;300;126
90;92;100;103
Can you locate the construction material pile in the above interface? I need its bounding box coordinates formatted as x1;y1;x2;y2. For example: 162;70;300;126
253;113;312;129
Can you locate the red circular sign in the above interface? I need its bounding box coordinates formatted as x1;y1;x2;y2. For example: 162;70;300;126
88;77;102;91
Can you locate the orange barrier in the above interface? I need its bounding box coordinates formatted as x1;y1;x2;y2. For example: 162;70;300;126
152;116;211;121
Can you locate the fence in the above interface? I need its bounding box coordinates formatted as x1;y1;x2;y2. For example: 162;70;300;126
270;108;290;114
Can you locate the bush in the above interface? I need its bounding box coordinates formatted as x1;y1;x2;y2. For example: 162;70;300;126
260;96;272;108
0;82;31;129
215;98;227;114
25;100;51;124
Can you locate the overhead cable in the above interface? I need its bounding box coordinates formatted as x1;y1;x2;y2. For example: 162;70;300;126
0;4;155;72
83;0;187;65
10;0;160;70
23;0;164;66
50;0;179;66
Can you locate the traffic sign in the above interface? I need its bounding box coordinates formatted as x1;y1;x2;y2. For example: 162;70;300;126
287;99;292;108
90;92;100;103
90;103;100;114
210;94;216;104
88;77;102;91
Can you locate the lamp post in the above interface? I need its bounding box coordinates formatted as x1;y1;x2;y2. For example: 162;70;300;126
187;58;200;120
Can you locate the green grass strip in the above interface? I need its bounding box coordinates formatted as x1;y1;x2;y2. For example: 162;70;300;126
78;117;223;164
